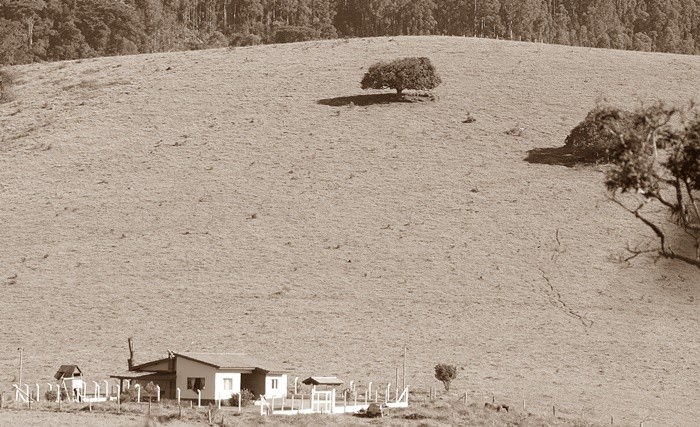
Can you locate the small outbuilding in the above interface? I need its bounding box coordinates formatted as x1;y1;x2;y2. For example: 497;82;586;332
301;376;345;388
54;365;84;400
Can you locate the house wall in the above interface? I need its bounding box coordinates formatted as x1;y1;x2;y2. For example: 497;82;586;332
139;359;169;371
240;369;267;398
175;357;217;401
265;374;288;398
214;371;241;401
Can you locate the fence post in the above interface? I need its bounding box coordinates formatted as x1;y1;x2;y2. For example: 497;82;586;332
238;392;241;413
93;381;100;400
331;389;336;414
103;380;109;399
156;385;161;403
176;388;180;404
197;390;201;408
134;384;141;403
374;389;378;403
367;382;372;402
36;384;40;403
56;384;61;403
385;384;390;404
294;377;298;395
553;405;556;418
523;399;526;411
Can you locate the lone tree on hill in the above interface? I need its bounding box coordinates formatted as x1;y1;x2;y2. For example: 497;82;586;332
585;101;700;269
563;106;634;163
361;57;441;96
434;363;457;391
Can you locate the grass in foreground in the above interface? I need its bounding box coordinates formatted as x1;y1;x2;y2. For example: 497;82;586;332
0;398;607;426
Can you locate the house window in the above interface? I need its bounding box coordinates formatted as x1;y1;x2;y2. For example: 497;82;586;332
187;377;206;391
270;379;278;389
223;378;233;390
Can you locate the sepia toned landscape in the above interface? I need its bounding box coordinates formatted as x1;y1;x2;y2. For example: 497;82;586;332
1;36;699;425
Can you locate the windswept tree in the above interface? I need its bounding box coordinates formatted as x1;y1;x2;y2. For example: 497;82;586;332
361;57;441;96
588;102;700;268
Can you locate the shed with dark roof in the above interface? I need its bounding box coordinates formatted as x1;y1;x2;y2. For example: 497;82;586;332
54;365;82;381
301;376;345;386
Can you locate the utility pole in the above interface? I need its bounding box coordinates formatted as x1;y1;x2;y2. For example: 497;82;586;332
402;346;407;389
18;348;23;388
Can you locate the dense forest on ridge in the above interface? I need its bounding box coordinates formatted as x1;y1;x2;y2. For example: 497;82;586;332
1;0;699;65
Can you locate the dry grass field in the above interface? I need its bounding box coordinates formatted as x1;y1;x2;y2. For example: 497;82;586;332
1;36;699;426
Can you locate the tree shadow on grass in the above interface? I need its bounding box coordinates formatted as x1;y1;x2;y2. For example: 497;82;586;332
525;145;602;168
317;93;434;107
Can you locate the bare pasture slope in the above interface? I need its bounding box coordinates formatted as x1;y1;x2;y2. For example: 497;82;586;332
1;36;699;425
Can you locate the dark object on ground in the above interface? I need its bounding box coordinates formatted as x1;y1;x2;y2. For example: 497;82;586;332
365;402;384;418
485;402;509;412
462;113;476;123
403;413;428;419
505;126;524;137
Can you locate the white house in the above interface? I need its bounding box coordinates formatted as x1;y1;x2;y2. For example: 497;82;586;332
111;350;288;402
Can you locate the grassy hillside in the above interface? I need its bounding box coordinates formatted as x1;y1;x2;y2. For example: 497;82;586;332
1;36;699;426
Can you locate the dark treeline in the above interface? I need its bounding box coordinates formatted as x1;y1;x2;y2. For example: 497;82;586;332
2;0;699;65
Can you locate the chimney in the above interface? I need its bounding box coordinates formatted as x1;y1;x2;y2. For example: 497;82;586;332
127;337;135;370
167;349;175;371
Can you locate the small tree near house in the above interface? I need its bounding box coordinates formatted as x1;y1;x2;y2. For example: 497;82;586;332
143;381;158;402
229;388;254;406
361;57;441;96
434;363;457;391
